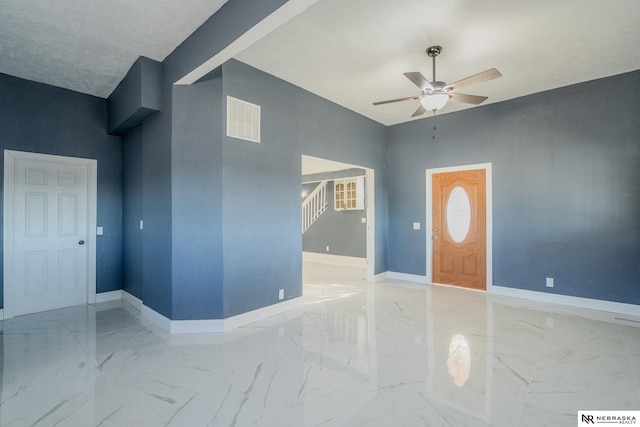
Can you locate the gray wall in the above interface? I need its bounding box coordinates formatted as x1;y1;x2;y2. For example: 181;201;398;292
303;181;367;258
0;73;123;308
387;70;640;304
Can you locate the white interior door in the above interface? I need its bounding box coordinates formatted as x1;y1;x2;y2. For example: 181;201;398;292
4;151;97;317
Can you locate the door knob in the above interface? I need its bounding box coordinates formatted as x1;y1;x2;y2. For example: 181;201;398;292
78;240;85;245
432;235;438;240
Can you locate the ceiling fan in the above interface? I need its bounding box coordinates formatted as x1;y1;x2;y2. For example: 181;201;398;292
373;46;502;117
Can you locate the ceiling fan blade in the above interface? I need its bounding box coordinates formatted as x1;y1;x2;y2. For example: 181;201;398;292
449;92;488;105
404;72;433;91
373;95;420;105
445;68;502;92
411;104;427;117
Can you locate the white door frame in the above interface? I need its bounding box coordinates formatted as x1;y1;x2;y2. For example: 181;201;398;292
301;155;375;279
364;167;375;280
3;150;97;319
425;163;493;292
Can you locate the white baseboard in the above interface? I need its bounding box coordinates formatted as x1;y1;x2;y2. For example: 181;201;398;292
303;251;366;267
490;285;640;319
141;305;173;332
380;271;639;319
386;271;428;284
139;297;305;334
171;318;225;334
95;290;122;303
122;290;143;310
372;271;388;282
223;297;304;331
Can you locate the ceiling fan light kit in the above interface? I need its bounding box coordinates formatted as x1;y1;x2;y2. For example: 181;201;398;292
373;45;502;117
420;93;450;112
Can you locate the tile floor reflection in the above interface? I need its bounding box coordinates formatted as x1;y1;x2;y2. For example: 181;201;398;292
1;262;639;426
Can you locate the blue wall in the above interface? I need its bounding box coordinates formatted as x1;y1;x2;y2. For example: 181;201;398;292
122;126;143;299
171;78;224;320
122;51;388;320
116;0;387;320
0;73;123;308
302;180;367;258
125;0;289;319
120;0;387;321
221;59;387;317
387;70;640;304
119;0;638;320
108;56;162;135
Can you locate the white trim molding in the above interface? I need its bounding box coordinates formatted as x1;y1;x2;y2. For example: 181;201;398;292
171;319;225;334
140;297;305;334
3;150;97;319
378;270;639;319
303;252;366;267
490;286;640;319
141;305;173;332
223;297;303;331
301;156;375;280
386;271;428;284
122;291;143;310
95;290;122;303
373;272;389;282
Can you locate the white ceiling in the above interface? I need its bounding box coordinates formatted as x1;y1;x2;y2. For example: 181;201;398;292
1;0;638;126
302;155;361;175
0;0;228;98
236;0;640;125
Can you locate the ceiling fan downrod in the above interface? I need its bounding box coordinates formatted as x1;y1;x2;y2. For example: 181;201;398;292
426;45;442;83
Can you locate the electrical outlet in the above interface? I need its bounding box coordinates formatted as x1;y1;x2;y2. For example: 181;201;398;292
546;277;554;288
278;289;284;300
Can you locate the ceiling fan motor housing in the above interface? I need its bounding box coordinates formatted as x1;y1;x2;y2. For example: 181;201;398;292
426;45;442;57
429;81;448;91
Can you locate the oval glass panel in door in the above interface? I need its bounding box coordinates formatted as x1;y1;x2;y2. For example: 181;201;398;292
446;186;471;243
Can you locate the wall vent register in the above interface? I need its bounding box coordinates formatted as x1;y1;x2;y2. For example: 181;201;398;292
227;96;261;143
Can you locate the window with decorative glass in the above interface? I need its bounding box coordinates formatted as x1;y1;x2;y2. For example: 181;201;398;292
334;177;364;210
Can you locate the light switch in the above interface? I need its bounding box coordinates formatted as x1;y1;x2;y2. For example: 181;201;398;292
140;220;144;230
361;217;367;223
413;222;421;230
96;226;103;236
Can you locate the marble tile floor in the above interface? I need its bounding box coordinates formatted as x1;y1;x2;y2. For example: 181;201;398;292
1;262;639;426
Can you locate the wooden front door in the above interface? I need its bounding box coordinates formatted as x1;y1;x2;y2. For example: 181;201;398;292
432;169;486;290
